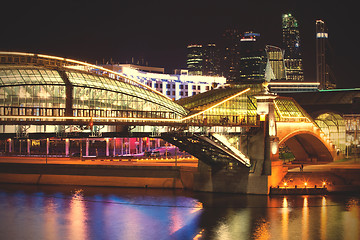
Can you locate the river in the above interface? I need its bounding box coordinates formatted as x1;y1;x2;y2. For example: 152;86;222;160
0;184;359;240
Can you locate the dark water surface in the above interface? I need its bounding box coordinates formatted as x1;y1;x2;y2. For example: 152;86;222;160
0;184;359;240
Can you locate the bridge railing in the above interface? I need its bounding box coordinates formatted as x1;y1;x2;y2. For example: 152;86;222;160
0;106;182;124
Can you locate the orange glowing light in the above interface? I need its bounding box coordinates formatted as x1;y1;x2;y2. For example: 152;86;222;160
304;182;308;187
260;114;266;121
283;182;287;187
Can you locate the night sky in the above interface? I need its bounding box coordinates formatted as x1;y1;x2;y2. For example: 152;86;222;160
2;0;359;87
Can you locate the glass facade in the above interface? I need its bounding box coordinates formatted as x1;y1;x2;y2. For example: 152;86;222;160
265;45;286;81
315;113;346;153
178;85;260;126
187;45;203;76
66;70;186;118
282;13;304;81
0;66;66;116
0;64;187;121
274;97;310;122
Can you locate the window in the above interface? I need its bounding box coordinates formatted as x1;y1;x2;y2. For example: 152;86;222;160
166;84;170;88
206;86;210;90
197;86;200;90
192;85;196;90
180;85;183;89
185;85;188;89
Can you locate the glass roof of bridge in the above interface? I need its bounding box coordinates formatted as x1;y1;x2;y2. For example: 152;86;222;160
0;65;188;116
0;66;64;85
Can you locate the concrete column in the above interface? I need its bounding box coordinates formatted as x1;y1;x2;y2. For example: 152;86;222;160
27;139;31;155
106;138;109;156
86;138;89;156
65;138;69;156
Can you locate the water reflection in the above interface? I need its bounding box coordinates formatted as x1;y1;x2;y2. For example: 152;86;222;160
282;197;289;240
69;189;88;240
0;184;360;240
321;196;327;240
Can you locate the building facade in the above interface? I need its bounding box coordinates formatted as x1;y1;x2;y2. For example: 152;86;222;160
282;13;304;81
110;64;226;100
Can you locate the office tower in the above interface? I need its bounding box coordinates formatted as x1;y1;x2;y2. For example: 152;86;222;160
187;44;203;75
316;20;336;89
221;29;242;81
202;43;221;76
282;13;304;81
265;45;286;80
238;32;267;82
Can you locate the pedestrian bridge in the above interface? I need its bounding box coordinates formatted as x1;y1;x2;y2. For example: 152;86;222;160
0;52;337;169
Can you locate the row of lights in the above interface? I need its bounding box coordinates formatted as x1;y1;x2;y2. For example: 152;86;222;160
282;181;327;188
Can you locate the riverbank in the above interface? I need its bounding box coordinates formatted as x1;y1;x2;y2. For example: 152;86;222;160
1;157;360;195
0;162;197;189
278;158;360;194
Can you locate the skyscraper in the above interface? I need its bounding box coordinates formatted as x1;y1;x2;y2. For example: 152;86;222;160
316;20;336;89
282;13;304;81
265;45;286;81
187;44;221;76
202;43;221;76
238;32;267;82
187;44;203;75
221;29;241;81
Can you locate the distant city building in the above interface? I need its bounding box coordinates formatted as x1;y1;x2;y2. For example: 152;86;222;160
265;45;287;81
186;43;221;77
221;29;242;81
187;44;203;75
104;64;226;100
237;32;267;82
316;20;336;89
282;13;304;81
202;43;221;76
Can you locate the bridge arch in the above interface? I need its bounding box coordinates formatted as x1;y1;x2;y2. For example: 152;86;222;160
279;128;335;162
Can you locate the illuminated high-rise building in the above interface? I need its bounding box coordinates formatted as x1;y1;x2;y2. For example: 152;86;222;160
187;44;203;75
187;44;221;76
316;20;336;89
282;13;304;81
265;45;286;80
238;32;267;82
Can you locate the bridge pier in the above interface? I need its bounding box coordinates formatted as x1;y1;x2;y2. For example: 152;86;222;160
192;125;283;194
